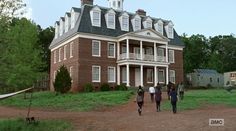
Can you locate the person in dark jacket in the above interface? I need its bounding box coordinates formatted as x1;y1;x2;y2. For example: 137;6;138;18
167;82;172;100
169;87;178;114
136;86;144;116
155;83;162;112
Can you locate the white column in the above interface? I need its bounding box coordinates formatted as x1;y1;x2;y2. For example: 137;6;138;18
117;65;120;85
126;64;130;86
166;66;169;85
117;41;120;59
140;41;143;60
154;43;157;61
140;65;143;87
154;66;157;86
165;44;168;62
126;39;129;59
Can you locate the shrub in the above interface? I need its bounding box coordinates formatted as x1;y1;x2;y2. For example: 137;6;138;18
53;65;72;93
115;84;127;91
100;83;110;91
84;83;93;92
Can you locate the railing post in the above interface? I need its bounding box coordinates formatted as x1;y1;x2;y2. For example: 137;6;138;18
126;39;129;59
140;41;143;60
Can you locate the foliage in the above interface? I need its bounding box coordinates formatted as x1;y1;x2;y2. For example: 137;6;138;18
0;91;134;111
84;83;93;92
53;65;72;94
0;118;73;131
115;84;128;91
0;18;45;90
37;26;54;73
0;0;26;19
161;89;236;111
100;83;110;91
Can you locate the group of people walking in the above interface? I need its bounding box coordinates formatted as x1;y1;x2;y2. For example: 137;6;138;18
136;82;184;116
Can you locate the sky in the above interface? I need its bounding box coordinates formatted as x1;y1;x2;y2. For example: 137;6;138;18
23;0;236;37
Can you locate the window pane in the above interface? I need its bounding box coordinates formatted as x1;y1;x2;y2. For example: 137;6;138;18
93;11;100;26
169;50;174;63
122;67;127;82
92;66;100;82
158;70;165;83
108;43;115;57
108;67;115;82
170;70;175;83
157;48;164;56
122;16;128;30
135;19;140;30
108;14;115;28
147;69;153;83
92;41;100;56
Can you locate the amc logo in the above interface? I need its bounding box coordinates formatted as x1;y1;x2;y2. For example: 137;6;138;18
209;119;224;126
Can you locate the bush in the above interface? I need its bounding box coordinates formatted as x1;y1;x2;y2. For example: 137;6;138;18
100;83;110;91
115;84;127;91
53;65;72;93
84;83;93;92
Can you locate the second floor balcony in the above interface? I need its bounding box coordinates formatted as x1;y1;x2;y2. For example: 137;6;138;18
118;53;167;63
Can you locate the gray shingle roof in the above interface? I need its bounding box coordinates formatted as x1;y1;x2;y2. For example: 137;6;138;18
50;4;184;49
194;69;219;74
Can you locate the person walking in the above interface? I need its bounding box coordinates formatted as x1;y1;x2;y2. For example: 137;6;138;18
178;82;185;100
136;86;144;116
155;83;162;112
149;86;155;102
170;87;178;114
167;82;172;100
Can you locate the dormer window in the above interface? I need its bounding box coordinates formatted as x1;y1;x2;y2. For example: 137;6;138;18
54;22;59;39
143;17;152;29
132;14;141;31
119;12;129;31
90;6;101;27
106;9;116;29
165;21;174;39
155;20;163;35
65;13;71;33
59;17;65;36
71;7;80;29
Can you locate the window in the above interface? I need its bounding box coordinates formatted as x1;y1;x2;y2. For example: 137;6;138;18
64;45;67;60
134;18;141;31
157;48;164;56
147;69;154;83
58;48;62;62
121;16;129;31
168;26;173;38
158;69;165;83
169;50;175;63
108;67;116;83
122;67;127;83
146;47;153;55
92;11;101;27
70;66;73;82
108;42;115;58
157;22;163;34
113;1;116;7
118;1;121;8
146;21;152;28
92;66;101;82
107;13;115;29
54;50;57;64
70;42;73;58
92;40;101;57
122;46;127;53
170;70;175;84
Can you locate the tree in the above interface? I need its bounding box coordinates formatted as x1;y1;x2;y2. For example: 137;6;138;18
0;0;26;18
53;65;72;93
37;26;55;73
0;18;45;90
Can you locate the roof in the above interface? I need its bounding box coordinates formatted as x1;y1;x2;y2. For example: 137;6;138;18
194;69;219;74
50;4;185;49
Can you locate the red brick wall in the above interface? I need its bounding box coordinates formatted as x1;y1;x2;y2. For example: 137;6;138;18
169;50;184;84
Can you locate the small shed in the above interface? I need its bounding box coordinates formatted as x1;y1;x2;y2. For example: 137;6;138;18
224;71;236;87
187;69;224;88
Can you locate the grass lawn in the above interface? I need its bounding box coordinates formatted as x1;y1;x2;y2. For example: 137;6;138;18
0;118;73;131
161;89;236;111
0;91;134;111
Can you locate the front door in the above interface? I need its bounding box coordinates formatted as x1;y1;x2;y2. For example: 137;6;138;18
135;68;141;87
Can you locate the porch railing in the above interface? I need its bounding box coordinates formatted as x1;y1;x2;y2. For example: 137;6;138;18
119;53;166;62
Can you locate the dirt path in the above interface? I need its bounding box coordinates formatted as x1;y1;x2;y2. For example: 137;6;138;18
0;92;236;131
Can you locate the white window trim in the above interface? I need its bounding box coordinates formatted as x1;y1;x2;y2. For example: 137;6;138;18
108;66;116;83
122;67;127;83
58;48;62;62
155;20;163;35
64;45;67;60
90;7;101;27
169;50;175;63
92;66;101;83
54;50;57;64
92;40;101;57
158;69;165;84
170;70;176;84
106;12;116;29
119;14;129;31
70;42;73;58
132;17;141;31
108;42;116;58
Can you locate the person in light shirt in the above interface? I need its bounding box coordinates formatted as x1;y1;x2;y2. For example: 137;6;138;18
149;86;155;102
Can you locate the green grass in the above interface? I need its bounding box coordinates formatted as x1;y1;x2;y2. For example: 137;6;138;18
0;118;73;131
0;91;134;111
161;89;236;111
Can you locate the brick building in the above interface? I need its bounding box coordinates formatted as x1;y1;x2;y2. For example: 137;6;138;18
49;0;185;92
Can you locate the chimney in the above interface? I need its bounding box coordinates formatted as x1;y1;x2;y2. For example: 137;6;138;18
136;9;146;16
81;0;93;6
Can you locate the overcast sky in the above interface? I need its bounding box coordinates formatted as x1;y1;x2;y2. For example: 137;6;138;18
23;0;236;37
